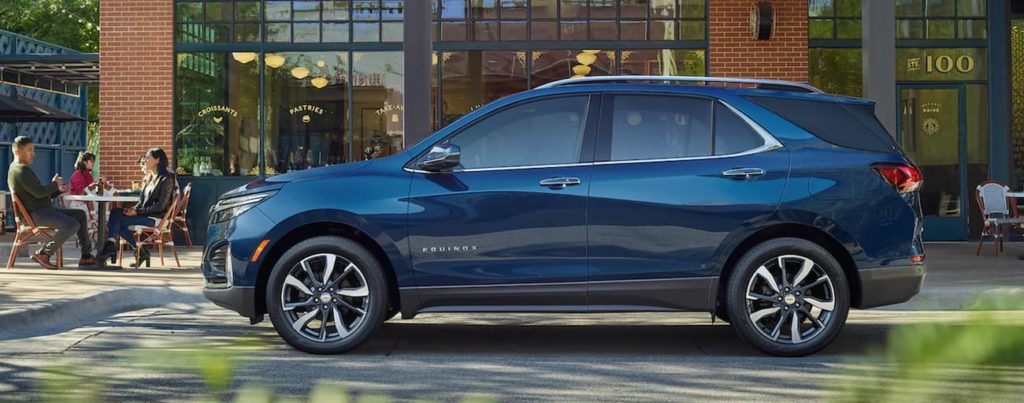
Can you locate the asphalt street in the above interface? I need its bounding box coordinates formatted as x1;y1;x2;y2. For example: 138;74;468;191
2;304;1022;402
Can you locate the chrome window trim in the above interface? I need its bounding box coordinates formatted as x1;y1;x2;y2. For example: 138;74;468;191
404;161;592;174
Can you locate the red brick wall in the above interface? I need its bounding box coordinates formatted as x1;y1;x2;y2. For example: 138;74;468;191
99;0;174;187
709;0;808;82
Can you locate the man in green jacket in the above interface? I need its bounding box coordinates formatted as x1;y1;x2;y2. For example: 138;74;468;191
7;136;97;269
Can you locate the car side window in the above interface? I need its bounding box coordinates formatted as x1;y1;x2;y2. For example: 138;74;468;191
609;95;713;161
714;103;766;155
447;96;589;170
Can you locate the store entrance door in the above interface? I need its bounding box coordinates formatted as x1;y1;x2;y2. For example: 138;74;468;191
898;86;967;241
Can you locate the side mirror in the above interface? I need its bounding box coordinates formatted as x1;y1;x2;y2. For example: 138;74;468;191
418;143;461;172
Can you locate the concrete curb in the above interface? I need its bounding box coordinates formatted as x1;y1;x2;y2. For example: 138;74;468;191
0;286;206;339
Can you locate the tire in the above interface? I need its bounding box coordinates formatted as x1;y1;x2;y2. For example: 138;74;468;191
725;238;850;357
266;236;389;354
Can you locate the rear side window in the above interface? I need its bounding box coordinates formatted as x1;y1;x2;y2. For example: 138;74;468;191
609;95;713;161
714;104;765;155
748;96;897;153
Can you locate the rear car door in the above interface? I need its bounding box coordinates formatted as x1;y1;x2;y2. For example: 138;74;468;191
586;93;790;310
406;95;600;309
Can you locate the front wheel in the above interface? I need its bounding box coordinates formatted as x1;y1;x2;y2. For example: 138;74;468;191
726;238;849;356
266;236;389;354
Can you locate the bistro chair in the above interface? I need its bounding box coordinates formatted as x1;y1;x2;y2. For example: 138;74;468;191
172;182;193;247
975;181;1024;256
6;193;63;269
118;192;182;268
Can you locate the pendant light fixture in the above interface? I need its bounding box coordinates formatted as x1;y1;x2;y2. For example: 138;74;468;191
231;52;258;64
310;76;329;88
291;66;310;79
265;53;285;68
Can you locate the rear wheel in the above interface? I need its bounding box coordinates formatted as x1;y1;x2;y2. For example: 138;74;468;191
726;238;849;356
266;236;388;354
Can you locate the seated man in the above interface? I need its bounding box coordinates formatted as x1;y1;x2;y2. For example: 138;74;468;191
7;136;96;269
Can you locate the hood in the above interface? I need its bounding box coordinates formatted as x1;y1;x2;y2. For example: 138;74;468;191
220;160;374;199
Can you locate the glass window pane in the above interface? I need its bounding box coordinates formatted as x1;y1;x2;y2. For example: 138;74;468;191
650;20;676;41
205;2;232;22
650;0;676;18
236;2;260;21
560;0;587;19
235;23;260;42
175;52;260;176
561;21;588;41
611;95;713;160
836;0;861;17
715;104;765;155
294;23;321;42
176;23;204;44
531;0;556;19
896;0;923;17
531;50;614;88
353;0;381;20
531;21;558;40
449;96;589;169
207;24;231;42
809;19;834;39
267;23;293;42
382;22;403;41
441;0;468;19
621;0;649;19
440;51;528;125
897;19;924;38
352;52;405;160
382;1;403;20
264;52;351;174
620;20;647;41
323;22;351;41
176;3;202;23
959;19;986;39
925;0;955;16
324;1;351;20
621;49;706;76
836;19;862;39
354;22;380;41
590;0;617;19
266;1;293;21
679;20;704;40
898;88;960;216
808;0;835;17
441;21;468;41
501;21;527;41
591;20;616;41
958;0;986;17
470;0;498;19
680;0;705;18
472;20;498;41
294;1;321;21
808;48;863;97
927;19;955;38
500;0;527;19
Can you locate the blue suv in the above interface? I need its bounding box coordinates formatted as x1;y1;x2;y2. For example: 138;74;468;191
202;76;926;356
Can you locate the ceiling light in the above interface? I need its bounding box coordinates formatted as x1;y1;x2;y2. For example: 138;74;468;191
572;65;592;76
265;53;285;68
576;53;597;66
291;66;310;79
310;76;329;88
232;52;258;64
316;60;326;67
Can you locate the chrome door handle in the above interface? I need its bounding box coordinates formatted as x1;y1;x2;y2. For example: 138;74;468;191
539;177;582;189
722;168;765;179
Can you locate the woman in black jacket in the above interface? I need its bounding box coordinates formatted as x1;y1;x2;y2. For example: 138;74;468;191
97;148;176;267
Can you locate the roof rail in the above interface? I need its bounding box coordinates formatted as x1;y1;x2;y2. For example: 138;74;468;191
536;75;823;93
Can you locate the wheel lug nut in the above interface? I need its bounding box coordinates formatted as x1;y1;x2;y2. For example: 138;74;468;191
314;299;319;303
332;299;338;303
777;297;783;301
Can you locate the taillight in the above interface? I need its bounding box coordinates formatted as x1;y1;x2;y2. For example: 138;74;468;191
873;163;923;193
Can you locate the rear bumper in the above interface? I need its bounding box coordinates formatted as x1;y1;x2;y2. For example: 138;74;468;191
855;264;926;309
204;286;257;318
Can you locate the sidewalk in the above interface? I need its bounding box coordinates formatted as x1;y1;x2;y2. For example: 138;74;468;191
0;241;1022;339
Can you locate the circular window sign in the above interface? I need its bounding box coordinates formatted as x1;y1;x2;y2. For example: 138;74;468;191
749;2;775;40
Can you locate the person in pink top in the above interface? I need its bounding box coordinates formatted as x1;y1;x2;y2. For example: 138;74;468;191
66;152;103;214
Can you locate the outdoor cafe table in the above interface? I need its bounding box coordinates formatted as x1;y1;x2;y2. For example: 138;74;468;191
63;194;140;253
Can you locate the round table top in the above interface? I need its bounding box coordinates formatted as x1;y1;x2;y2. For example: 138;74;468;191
64;194;140;203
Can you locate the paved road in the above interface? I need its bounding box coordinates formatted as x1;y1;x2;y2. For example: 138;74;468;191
2;305;1021;402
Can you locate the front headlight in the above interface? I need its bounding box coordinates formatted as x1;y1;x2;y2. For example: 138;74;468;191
210;191;276;224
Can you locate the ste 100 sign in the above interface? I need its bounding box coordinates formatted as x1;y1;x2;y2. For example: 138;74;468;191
897;48;987;81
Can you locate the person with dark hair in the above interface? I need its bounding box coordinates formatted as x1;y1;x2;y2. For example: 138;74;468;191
7;136;97;269
96;148;176;267
67;152;103;214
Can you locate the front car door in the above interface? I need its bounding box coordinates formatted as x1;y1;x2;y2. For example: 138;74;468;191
405;94;600;312
587;92;789;311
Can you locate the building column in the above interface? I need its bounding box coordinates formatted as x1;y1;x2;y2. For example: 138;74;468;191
861;0;897;136
403;0;433;146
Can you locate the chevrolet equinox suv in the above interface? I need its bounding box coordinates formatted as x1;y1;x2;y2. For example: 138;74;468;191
202;76;926;357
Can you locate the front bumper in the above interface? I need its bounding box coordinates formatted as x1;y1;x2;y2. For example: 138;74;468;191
856;264;926;309
204;286;257;318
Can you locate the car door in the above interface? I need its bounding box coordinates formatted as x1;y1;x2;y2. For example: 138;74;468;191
586;93;789;311
406;94;600;310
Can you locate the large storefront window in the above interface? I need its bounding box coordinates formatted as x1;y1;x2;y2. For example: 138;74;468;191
808;48;862;96
1012;20;1024;190
896;0;987;39
175;52;261;176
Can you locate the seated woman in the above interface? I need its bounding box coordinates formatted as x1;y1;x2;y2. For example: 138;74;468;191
66;152;103;214
96;148;176;267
